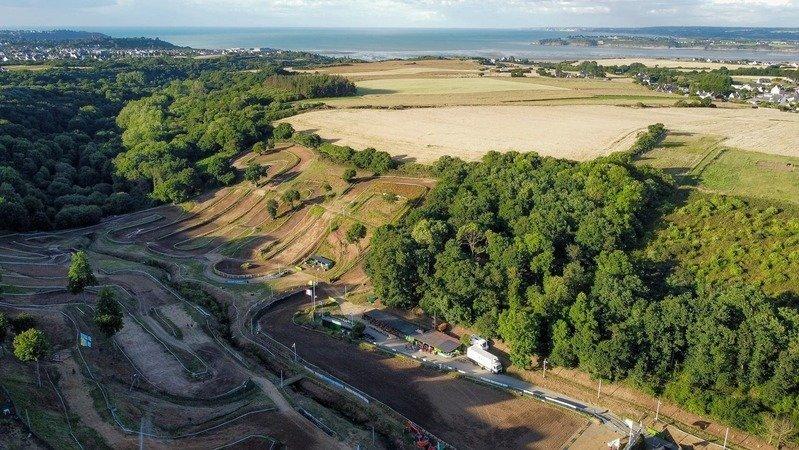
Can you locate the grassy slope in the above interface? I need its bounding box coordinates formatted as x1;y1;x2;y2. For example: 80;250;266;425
636;133;799;205
638;132;799;295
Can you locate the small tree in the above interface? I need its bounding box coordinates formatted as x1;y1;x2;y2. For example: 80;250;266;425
251;141;267;154
281;189;301;210
272;122;295;140
244;163;265;184
350;321;365;339
10;313;37;334
266;199;279;219
13;328;49;385
346;222;367;245
765;414;796;449
342;168;356;184
68;251;97;295
94;287;124;337
0;312;8;342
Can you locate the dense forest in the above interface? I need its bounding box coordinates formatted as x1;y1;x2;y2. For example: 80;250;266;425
0;29;179;49
114;71;355;202
366;148;799;436
0;54;353;230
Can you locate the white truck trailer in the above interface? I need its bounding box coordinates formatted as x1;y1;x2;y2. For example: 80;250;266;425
466;345;502;373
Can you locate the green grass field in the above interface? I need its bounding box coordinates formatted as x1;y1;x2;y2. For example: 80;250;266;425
637;133;799;205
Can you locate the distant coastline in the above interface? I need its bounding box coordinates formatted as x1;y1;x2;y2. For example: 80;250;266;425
537;33;799;53
81;26;799;62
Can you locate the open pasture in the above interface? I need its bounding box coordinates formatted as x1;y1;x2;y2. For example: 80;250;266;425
637;133;799;205
284;104;799;163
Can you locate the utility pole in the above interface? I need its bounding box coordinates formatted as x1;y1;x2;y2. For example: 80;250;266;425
597;379;602;401
542;359;548;379
139;416;145;450
307;281;318;319
723;427;729;449
292;342;297;362
655;399;661;422
130;373;139;392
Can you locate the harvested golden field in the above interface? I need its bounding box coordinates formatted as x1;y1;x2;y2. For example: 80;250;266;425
302;58;483;78
356;77;568;95
321;76;676;107
590;58;768;70
283;105;799;162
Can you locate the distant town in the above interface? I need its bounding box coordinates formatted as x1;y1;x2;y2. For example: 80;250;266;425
0;29;277;64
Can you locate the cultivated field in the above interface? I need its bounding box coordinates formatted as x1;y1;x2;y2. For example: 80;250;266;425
589;58;769;70
319;76;676;107
306;59;677;107
284;104;799;162
355;77;568;95
299;58;483;79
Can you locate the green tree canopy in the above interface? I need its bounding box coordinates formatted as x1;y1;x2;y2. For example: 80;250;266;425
94;287;124;337
0;312;8;342
342;168;356;183
67;250;97;294
13;328;49;362
346;222;367;244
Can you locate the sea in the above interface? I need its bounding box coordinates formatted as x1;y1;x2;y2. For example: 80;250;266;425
90;27;799;62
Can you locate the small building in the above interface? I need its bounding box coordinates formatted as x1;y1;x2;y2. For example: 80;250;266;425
363;310;422;338
413;331;461;356
320;315;355;331
306;254;334;270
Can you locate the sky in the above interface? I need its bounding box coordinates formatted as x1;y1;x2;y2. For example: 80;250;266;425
1;0;798;28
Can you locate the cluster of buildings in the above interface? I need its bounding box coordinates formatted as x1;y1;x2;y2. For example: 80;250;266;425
635;72;798;111
0;42;279;64
634;73;689;95
729;78;798;110
363;309;461;356
0;45;188;63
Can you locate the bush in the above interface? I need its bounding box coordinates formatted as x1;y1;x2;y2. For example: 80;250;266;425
342;168;356;183
272;122;295;140
629;123;667;156
346;222;367;243
244;163;267;183
318;143;396;174
675;97;715;108
293;131;322;148
10;313;37;334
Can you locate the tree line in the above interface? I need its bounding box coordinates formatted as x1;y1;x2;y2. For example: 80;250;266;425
365;149;799;440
